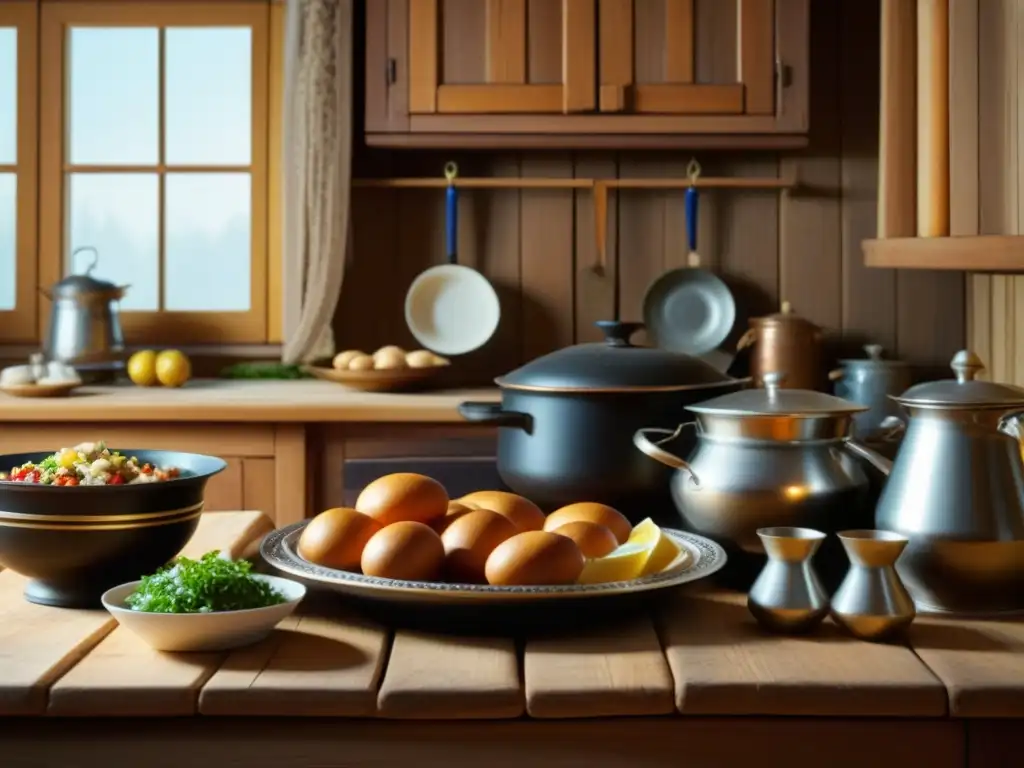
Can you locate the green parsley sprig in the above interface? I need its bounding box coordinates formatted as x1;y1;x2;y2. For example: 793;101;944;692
125;551;286;613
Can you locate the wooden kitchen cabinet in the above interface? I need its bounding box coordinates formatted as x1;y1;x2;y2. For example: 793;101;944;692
365;0;809;148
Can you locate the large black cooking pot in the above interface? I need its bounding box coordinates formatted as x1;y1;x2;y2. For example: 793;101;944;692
458;321;746;521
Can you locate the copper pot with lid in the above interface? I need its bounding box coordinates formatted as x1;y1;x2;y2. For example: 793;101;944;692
737;301;824;390
41;246;129;382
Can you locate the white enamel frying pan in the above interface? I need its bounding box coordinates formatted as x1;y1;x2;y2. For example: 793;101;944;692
404;163;501;356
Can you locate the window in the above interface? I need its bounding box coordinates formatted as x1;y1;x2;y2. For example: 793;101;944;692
0;2;38;343
39;2;277;344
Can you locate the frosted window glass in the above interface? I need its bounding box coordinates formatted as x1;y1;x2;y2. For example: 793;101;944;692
0;173;14;310
0;29;15;165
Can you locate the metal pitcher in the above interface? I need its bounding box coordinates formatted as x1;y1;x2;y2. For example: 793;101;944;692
42;246;129;381
737;301;824;390
846;350;1024;615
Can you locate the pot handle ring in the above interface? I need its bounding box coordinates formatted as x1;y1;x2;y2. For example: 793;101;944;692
633;425;700;488
458;401;531;431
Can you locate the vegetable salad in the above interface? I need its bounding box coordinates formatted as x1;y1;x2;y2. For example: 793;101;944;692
1;441;181;486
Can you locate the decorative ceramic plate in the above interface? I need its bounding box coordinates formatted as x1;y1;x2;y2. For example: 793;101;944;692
261;521;727;606
304;365;443;393
0;382;80;398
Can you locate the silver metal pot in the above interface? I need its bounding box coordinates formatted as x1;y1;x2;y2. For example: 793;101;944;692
846;350;1024;616
830;344;912;440
42;247;128;382
634;372;874;589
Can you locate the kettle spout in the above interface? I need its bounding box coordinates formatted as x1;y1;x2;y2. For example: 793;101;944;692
997;409;1024;441
844;440;894;477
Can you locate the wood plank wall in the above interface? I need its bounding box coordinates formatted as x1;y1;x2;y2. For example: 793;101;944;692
337;0;966;387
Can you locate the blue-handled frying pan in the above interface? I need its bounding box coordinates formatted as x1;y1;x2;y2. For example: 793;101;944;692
643;184;736;357
404;163;501;356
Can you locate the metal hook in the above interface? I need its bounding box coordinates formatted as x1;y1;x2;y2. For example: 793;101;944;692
444;161;459;186
686;158;702;186
71;246;100;275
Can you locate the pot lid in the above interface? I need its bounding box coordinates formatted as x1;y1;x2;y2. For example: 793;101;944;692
839;344;910;368
495;321;737;392
687;371;867;416
752;301;819;328
50;247;123;298
896;350;1024;408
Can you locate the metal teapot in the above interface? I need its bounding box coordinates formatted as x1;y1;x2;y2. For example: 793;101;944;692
846;350;1024;615
42;246;128;382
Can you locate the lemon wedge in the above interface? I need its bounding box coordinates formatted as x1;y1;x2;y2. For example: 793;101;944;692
627;518;683;576
577;542;651;584
576;519;684;584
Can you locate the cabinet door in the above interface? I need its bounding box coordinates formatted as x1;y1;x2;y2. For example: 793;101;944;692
599;0;778;116
408;0;596;115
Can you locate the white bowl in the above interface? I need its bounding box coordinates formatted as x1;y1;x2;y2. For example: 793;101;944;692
101;574;306;652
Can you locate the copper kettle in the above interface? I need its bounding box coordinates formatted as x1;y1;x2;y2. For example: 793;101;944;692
737;301;824;390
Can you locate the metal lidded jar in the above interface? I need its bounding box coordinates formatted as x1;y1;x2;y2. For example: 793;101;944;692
42;246;128;382
457;320;747;519
635;371;873;588
830;344;912;440
738;301;824;390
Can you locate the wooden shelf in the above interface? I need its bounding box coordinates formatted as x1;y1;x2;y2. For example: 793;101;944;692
863;236;1024;272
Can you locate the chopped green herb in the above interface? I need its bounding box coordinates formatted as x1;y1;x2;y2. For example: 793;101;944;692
125;551;286;614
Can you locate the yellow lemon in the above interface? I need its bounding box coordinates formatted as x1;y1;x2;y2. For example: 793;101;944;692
577;542;651;584
155;349;192;388
627;518;683;576
126;350;159;387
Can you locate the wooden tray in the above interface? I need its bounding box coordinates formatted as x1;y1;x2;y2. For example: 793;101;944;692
0;381;80;398
260;521;727;633
304;365;443;392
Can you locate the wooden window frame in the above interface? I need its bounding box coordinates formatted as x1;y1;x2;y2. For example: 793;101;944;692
0;1;39;343
38;0;273;345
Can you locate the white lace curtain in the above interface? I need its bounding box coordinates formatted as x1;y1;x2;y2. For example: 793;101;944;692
281;0;353;363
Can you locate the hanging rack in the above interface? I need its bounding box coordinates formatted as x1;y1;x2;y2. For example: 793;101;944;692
353;160;797;277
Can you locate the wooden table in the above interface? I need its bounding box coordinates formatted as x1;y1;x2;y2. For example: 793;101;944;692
1;512;1021;768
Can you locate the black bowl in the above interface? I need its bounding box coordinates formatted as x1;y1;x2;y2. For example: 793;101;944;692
0;450;227;607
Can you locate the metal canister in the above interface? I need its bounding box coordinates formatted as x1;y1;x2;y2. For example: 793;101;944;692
830;344;912;440
737;301;823;390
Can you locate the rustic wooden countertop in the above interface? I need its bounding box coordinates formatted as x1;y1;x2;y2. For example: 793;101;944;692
1;512;1021;768
0;380;500;423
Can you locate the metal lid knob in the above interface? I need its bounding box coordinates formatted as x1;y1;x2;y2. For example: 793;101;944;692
762;371;786;400
864;344;884;361
951;350;985;383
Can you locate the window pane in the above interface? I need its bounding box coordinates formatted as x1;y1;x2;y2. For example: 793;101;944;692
68;28;159;165
0;173;14;310
0;28;15;165
68;174;159;310
164;173;251;311
165;28;252;165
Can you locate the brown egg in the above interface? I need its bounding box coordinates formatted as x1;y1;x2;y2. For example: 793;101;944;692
431;501;475;535
543;502;632;544
360;521;445;581
441;509;519;583
356;473;449;526
297;507;382;570
484;530;585;586
458;490;546;532
551;520;618;559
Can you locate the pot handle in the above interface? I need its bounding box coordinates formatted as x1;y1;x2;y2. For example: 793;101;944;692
737;328;757;351
828;368;844;381
633;426;700;487
457;401;531;431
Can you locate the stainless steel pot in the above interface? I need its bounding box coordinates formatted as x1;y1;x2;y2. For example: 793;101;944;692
830;344;911;440
42;247;128;382
846;350;1024;615
634;372;874;589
